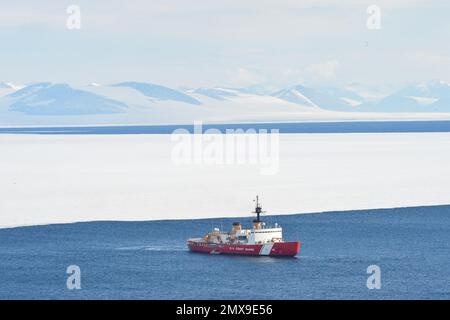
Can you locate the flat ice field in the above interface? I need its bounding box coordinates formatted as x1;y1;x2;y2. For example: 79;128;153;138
1;132;450;228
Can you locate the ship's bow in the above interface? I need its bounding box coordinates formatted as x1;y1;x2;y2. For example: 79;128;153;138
271;241;300;257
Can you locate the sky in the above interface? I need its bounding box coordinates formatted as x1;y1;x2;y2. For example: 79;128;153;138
0;0;449;89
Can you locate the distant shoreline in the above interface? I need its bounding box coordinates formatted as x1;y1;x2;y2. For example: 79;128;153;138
1;203;449;231
2;120;450;134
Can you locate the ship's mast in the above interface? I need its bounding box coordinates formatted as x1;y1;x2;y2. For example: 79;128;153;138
253;195;263;222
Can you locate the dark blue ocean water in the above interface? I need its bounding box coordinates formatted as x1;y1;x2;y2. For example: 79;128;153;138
1;120;450;134
0;205;449;300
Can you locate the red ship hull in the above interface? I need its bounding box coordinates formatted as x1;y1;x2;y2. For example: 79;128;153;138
187;240;300;257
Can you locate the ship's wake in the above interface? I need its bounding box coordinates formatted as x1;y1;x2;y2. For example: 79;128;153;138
116;245;187;251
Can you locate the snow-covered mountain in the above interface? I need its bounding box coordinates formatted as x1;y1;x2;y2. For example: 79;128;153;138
187;86;276;101
0;81;23;90
4;83;127;115
0;81;23;97
0;81;324;125
359;80;450;112
112;82;201;105
273;81;450;113
344;83;394;102
1;80;450;126
188;87;239;101
273;85;364;111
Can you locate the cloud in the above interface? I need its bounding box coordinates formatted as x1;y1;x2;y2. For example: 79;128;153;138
0;1;449;86
306;60;339;81
227;68;266;87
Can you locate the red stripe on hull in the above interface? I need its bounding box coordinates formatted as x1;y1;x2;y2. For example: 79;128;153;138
187;241;300;257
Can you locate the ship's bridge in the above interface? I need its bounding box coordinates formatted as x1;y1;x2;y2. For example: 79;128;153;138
248;224;283;244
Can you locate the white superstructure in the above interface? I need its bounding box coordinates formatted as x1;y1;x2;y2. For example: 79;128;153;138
202;197;284;245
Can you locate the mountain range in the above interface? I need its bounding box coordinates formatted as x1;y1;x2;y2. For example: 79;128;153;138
0;80;450;125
